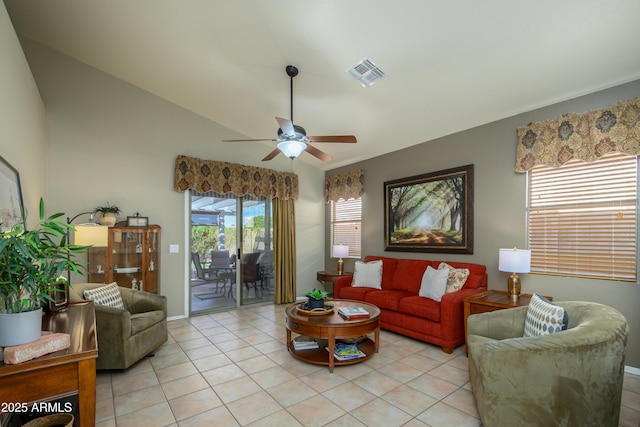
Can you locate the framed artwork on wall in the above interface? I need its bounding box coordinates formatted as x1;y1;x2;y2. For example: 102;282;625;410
384;164;474;254
0;156;25;232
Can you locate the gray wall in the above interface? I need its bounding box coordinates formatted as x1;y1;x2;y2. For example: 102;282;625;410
327;80;640;369
11;35;326;319
0;3;47;222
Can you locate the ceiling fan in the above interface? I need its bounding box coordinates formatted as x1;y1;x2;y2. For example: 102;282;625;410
223;65;357;162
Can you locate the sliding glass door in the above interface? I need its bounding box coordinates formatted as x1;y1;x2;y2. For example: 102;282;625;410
189;191;273;315
240;196;273;305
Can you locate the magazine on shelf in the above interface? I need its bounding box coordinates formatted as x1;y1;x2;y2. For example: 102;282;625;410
338;305;370;319
334;351;366;361
326;343;366;360
292;335;319;350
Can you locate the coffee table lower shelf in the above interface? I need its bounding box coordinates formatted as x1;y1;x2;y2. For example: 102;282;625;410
288;338;376;368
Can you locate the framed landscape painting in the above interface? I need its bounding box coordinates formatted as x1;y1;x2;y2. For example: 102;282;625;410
384;164;473;254
0;156;25;232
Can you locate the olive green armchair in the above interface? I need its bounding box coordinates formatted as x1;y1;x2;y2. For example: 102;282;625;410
70;282;168;370
467;301;628;427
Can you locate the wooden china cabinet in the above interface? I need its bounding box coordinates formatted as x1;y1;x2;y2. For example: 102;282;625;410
87;222;161;294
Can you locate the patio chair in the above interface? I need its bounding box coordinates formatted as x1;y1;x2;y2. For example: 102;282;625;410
209;250;235;293
242;252;263;297
191;252;223;291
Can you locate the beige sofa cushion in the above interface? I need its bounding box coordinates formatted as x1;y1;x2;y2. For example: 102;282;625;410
352;260;383;288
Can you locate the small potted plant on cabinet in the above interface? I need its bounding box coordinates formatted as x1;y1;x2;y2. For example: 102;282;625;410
305;288;328;310
0;198;86;346
93;202;120;227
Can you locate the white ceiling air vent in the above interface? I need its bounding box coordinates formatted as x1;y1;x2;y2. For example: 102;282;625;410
347;57;387;87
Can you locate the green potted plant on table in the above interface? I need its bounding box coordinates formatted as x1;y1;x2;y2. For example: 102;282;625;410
93;202;120;227
305;288;329;310
0;198;86;346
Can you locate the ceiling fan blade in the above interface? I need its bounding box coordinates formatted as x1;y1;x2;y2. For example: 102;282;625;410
305;144;333;162
262;148;281;161
275;117;296;137
223;138;275;142
308;135;357;143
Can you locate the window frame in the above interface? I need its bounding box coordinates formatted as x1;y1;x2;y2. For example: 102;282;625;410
526;152;638;282
330;197;362;259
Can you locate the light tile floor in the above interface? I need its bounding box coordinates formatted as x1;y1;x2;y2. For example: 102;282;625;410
95;303;640;426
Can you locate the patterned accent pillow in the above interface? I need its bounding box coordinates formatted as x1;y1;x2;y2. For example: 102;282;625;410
419;266;449;302
437;262;470;293
83;282;125;310
524;294;569;337
352;260;383;289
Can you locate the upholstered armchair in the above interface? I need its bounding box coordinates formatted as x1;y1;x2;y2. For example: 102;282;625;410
70;283;168;370
467;301;628;427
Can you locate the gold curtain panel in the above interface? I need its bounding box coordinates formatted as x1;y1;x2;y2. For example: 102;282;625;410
515;96;640;172
325;169;365;203
174;155;299;200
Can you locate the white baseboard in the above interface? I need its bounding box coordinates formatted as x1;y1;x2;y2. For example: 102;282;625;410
167;314;186;321
625;365;640;375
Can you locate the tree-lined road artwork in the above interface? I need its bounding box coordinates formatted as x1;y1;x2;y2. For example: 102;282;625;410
389;176;464;246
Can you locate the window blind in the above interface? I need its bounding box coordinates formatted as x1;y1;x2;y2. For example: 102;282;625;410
331;198;362;258
528;152;637;281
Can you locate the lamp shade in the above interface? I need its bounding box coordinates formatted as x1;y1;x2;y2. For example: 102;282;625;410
74;224;108;247
498;248;531;273
277;140;307;159
332;244;349;258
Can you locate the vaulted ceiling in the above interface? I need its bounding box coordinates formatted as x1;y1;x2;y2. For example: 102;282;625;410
5;0;640;170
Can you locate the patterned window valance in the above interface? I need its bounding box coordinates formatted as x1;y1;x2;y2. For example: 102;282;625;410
515;96;640;172
325;169;365;203
174;155;298;200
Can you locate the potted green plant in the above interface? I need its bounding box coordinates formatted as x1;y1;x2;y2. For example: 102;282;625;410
93;202;120;227
305;288;328;310
0;198;86;346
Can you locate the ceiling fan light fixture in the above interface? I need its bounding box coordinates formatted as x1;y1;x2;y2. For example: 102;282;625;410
277;140;307;159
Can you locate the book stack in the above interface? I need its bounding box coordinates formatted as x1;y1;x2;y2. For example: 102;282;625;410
292;335;319;350
331;343;366;361
338;305;370;320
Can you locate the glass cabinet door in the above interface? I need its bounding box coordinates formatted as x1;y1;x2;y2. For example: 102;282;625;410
87;247;107;283
110;229;144;290
146;229;160;294
85;224;161;294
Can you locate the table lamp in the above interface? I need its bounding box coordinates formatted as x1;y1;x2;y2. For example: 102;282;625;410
498;248;531;299
332;244;349;275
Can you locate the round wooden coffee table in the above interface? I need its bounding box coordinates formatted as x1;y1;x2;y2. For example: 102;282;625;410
285;299;381;372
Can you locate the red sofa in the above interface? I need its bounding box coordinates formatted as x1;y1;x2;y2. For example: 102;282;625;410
334;255;488;353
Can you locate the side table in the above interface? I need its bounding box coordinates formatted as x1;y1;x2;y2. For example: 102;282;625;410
0;301;98;426
316;270;353;297
463;290;552;351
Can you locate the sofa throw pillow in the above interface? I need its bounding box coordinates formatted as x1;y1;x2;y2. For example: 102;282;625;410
437;262;470;293
418;266;449;302
352;260;383;289
524;294;569;337
83;282;125;310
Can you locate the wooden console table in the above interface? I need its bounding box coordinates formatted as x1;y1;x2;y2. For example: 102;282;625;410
0;301;98;427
